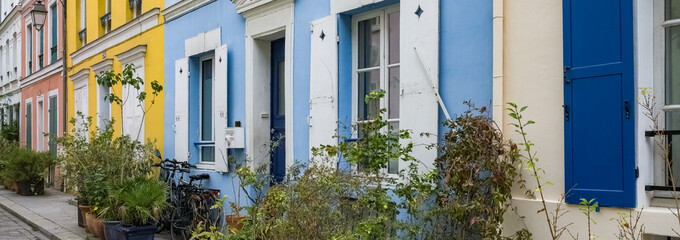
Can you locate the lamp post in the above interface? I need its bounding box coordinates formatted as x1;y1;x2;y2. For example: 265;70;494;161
31;0;47;31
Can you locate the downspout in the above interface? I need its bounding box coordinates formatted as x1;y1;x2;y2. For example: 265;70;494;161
62;0;67;135
492;0;504;128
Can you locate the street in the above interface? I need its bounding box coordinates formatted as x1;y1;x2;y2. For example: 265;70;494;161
0;207;48;240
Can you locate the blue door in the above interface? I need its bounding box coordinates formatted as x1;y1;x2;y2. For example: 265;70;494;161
563;0;635;208
271;38;286;184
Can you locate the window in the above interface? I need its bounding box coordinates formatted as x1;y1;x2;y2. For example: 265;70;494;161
38;28;43;69
27;24;32;75
101;0;111;34
50;4;57;63
26;102;32;149
656;0;680;190
199;57;215;163
352;6;400;175
79;0;86;46
131;0;142;18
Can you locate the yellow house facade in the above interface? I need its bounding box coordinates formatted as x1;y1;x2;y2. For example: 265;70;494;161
66;0;165;149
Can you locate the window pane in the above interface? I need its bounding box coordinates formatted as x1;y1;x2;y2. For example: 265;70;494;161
667;26;680;105
358;17;380;69
388;67;400;119
667;111;680;186
388;12;400;64
358;69;380;120
668;0;680;20
201;146;215;162
278;61;285;115
201;59;213;141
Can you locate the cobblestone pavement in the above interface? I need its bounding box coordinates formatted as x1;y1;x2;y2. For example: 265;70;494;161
0;206;49;240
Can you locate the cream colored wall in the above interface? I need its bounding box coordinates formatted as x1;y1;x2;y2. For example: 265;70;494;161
500;0;679;238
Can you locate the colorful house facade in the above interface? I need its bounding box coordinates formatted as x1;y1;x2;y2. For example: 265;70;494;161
19;0;65;189
162;0;492;214
499;0;680;239
65;0;165;149
0;0;22;130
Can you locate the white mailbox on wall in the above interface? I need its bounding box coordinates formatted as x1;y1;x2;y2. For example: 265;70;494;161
225;127;244;149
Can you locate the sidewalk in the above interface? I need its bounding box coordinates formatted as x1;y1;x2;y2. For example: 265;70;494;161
0;186;170;240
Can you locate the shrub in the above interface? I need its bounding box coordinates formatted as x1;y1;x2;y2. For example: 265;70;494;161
395;102;525;240
109;176;168;226
57;118;155;208
0;121;19;142
0;146;56;183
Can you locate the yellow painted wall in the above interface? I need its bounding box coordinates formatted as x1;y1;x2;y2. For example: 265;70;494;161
66;0;165;151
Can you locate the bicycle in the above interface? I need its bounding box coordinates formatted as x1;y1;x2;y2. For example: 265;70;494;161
152;152;221;240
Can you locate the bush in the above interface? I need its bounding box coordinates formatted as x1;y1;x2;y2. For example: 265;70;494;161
0;146;56;183
0;121;19;142
395;103;523;239
57;118;155;210
105;176;168;226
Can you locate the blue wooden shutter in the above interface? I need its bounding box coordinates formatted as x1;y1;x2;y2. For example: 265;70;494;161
563;0;635;208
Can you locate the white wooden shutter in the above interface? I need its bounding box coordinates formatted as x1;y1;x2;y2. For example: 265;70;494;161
309;16;338;166
175;58;189;162
401;0;440;168
214;45;229;173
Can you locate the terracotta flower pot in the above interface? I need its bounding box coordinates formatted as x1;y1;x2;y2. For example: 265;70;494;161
85;212;95;234
93;217;106;240
78;205;90;230
225;214;245;232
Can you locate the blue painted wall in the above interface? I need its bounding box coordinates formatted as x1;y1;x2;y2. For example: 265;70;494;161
438;0;494;134
292;0;331;164
162;0;493;214
163;0;247;213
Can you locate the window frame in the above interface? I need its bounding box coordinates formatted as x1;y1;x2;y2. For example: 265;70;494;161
25;98;32;150
197;54;216;167
26;23;33;75
653;0;680;199
351;5;401;176
50;3;57;63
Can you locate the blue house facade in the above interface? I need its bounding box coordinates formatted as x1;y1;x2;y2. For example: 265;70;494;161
162;0;492;214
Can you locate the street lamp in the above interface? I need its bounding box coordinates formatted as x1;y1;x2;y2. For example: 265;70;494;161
31;0;47;31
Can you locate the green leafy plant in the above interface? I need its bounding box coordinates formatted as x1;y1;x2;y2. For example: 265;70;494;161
395;102;527;240
96;63;163;142
610;208;644;240
57;118;155;208
0;146;56;183
112;176;168;226
508;103;572;240
0;121;19;142
578;198;598;239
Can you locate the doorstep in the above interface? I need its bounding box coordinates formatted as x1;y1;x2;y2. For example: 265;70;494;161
0;186;170;240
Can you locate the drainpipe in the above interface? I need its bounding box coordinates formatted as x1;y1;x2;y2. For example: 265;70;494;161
492;0;504;128
62;0;67;135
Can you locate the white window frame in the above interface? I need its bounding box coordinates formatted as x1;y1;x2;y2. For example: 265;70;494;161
132;0;142;18
48;2;57;63
351;5;400;176
80;0;86;30
198;54;216;167
26;22;32;75
651;0;680;199
25;98;33;149
36;95;44;152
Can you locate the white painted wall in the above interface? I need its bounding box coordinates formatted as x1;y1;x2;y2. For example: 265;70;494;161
500;0;680;238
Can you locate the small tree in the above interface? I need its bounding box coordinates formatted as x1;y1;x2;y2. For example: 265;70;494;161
96;64;163;142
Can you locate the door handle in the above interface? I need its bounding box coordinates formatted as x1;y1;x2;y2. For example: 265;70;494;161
625;101;630;119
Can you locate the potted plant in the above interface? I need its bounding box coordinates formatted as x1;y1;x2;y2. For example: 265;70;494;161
0;147;55;196
112;176;167;240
